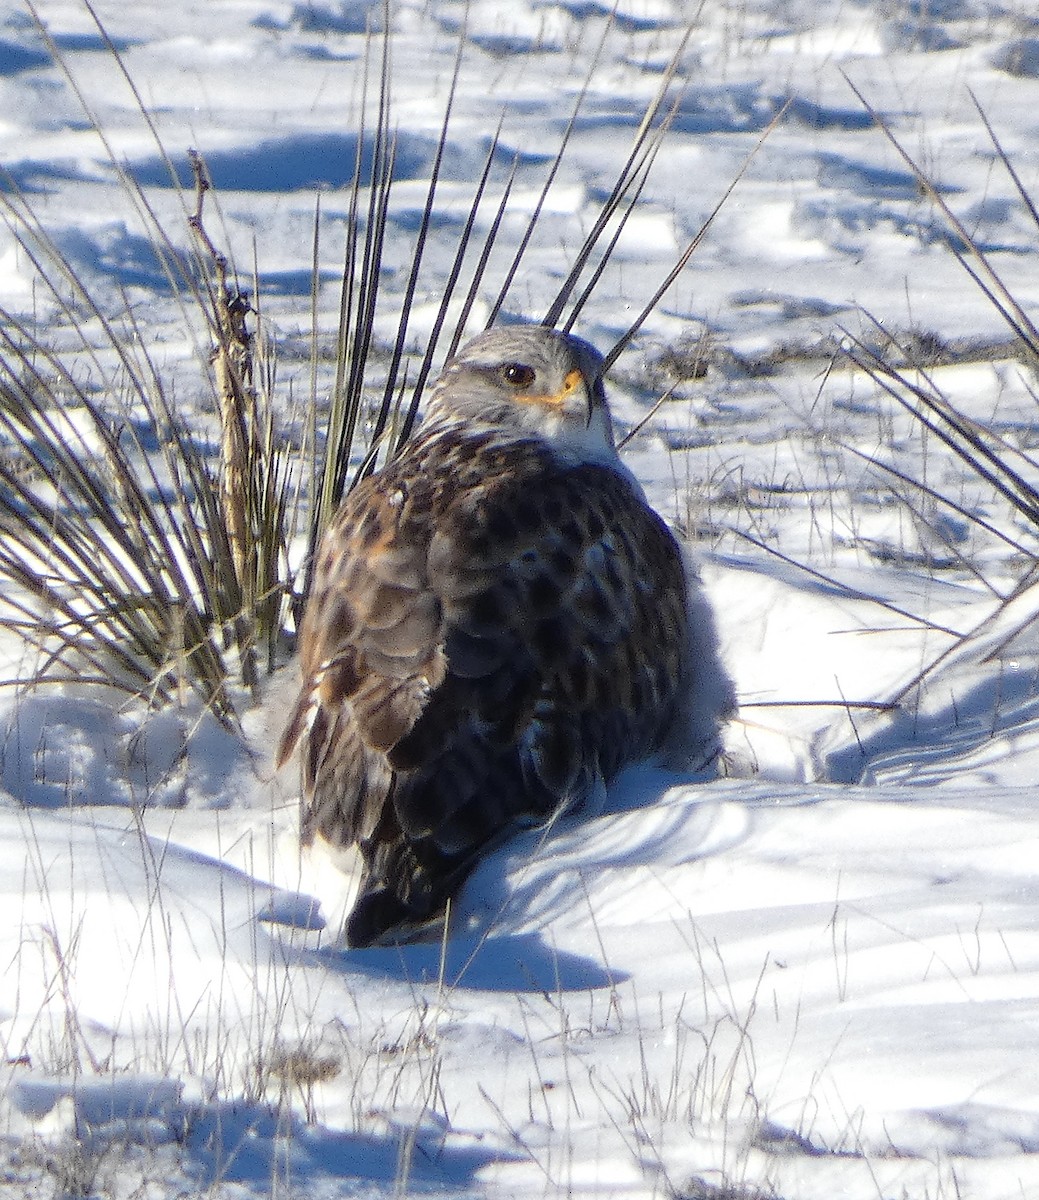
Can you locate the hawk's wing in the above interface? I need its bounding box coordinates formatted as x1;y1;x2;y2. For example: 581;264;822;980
276;461;446;849
278;430;692;946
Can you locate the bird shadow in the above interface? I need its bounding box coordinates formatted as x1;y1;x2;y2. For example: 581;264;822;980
305;761;742;994
318;928;626;993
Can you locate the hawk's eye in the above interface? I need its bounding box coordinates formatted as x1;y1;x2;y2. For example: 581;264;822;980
500;362;536;389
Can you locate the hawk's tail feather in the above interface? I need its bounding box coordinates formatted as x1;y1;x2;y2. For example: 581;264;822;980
346;843;474;948
345;886;445;949
346;791;540;947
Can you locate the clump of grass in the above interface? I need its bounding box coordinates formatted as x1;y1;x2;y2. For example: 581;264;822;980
253;1041;342;1124
677;1179;780;1200
20;1133;112;1200
0;4;769;730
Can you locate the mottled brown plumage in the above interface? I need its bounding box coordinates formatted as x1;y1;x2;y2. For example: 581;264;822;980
278;326;727;947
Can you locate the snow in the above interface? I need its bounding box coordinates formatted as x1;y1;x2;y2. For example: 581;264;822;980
3;0;1039;1196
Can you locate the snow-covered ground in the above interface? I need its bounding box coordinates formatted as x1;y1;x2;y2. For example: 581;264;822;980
3;1;1039;1196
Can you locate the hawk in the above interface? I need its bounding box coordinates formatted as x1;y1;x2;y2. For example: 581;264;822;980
278;325;731;947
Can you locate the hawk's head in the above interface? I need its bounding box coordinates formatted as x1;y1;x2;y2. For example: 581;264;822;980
425;326;617;462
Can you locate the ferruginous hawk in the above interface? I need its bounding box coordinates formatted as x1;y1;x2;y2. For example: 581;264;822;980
278;325;732;947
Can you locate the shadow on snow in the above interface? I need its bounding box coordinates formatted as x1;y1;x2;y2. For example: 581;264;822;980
329;930;626;993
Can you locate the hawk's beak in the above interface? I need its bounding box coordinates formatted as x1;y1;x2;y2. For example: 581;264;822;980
515;367;588;412
558;367;584;401
544;367;585;409
559;367;600;429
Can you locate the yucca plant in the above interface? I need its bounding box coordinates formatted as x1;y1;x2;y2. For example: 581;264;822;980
0;2;769;730
840;83;1039;696
0;178;250;724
